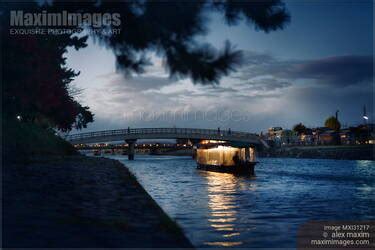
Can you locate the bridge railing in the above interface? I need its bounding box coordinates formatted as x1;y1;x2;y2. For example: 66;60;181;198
65;127;258;142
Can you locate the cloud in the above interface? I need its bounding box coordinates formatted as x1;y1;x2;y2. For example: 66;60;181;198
71;47;373;133
241;78;292;91
104;74;175;92
236;52;373;87
287;55;373;86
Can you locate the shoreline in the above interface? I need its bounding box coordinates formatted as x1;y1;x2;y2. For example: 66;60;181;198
259;144;374;161
87;144;374;161
3;155;194;248
123;144;373;161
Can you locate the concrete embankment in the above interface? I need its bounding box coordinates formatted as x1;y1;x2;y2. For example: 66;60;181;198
3;155;193;248
259;145;374;160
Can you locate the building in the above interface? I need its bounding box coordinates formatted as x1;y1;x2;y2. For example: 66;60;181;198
319;130;337;145
340;128;356;145
280;129;298;145
299;128;314;145
311;127;330;145
267;127;283;146
265;123;375;147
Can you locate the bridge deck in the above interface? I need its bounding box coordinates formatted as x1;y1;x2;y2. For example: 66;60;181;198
65;127;261;145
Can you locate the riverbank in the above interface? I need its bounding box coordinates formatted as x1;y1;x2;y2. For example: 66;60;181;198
150;148;193;156
259;144;374;160
84;144;374;161
3;155;193;248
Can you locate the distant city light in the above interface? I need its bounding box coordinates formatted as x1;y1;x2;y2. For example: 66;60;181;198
16;115;21;121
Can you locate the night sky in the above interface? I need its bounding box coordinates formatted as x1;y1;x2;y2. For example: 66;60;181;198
66;0;373;134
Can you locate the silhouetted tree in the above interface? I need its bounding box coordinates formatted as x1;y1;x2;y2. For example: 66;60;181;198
325;116;341;131
1;1;289;130
293;123;307;135
2;3;93;131
47;0;290;83
324;116;341;145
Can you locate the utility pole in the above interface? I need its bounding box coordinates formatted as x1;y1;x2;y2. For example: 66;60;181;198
334;110;340;145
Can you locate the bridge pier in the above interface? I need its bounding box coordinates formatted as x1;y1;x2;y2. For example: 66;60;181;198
192;146;197;159
245;147;250;161
190;139;200;160
126;139;137;160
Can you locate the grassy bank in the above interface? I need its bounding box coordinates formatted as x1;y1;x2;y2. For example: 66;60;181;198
3;118;77;163
2;119;193;248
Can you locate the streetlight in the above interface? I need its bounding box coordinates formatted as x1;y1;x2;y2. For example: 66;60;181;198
363;105;368;124
363;105;370;144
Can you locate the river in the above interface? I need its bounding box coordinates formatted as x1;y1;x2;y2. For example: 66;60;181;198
106;155;374;248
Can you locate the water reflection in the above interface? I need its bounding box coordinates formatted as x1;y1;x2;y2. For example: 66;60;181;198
356;160;374;168
201;171;251;247
112;155;374;248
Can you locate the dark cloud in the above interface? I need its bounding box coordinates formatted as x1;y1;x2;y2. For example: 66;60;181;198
237;52;373;87
285;55;373;86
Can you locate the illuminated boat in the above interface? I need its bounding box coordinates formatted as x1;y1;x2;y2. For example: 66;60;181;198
196;140;257;176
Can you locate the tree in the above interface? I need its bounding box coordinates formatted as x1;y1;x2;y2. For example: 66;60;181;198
46;0;290;83
325;116;341;131
1;1;289;131
2;3;93;131
293;123;307;135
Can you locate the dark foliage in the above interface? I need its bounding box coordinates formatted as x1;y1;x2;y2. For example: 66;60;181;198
293;123;307;135
2;3;93;131
47;0;289;83
325;116;341;131
1;0;289;130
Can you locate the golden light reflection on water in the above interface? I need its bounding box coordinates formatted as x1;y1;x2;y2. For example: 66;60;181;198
223;232;240;238
208;218;236;223
201;171;255;247
204;241;243;247
210;224;235;228
210;211;236;217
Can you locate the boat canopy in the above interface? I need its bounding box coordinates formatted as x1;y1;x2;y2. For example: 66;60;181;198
197;145;256;166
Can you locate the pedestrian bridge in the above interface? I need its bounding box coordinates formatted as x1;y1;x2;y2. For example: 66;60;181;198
66;127;262;146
